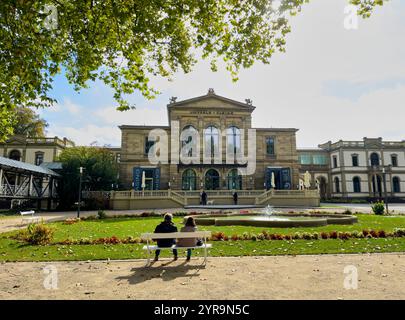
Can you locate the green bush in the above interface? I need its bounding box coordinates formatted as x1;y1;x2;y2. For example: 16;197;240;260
19;223;54;245
372;201;385;215
97;210;107;219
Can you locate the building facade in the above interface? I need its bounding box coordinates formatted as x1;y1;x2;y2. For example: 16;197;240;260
0;135;75;166
298;138;405;201
119;89;300;191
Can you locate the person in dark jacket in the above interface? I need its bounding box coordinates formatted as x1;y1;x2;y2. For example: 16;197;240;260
153;213;178;261
201;190;207;205
233;191;238;205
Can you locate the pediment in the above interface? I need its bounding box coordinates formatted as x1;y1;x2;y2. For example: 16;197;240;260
168;92;255;112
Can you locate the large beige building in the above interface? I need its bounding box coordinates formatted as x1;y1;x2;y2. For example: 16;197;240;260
119;89;300;191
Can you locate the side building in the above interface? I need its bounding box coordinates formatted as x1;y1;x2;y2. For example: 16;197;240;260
298;138;405;201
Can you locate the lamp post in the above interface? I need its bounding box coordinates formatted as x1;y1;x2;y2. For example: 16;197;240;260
77;166;83;218
382;166;390;214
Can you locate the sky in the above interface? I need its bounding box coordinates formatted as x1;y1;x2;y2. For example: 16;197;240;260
39;0;405;148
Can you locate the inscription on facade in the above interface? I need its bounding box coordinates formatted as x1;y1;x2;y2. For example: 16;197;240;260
189;110;234;115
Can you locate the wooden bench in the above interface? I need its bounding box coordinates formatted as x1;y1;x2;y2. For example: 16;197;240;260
20;210;40;225
141;231;212;266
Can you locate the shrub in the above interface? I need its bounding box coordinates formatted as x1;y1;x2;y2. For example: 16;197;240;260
311;233;319;240
293;233;301;240
283;234;292;241
362;230;370;237
231;234;240;241
320;232;329;239
97;210;107;219
63;218;80;225
343;209;352;215
302;232;312;240
370;230;379;238
329;231;338;239
377;230;386;238
338;232;350;240
372;201;385;215
22;223;54;245
393;228;405;237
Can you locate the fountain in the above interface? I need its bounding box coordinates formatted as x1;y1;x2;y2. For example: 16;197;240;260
185;211;358;228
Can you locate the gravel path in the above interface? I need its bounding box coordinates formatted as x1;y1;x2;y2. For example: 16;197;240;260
1;253;404;300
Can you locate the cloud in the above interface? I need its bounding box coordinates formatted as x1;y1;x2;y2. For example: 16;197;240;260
48;124;121;146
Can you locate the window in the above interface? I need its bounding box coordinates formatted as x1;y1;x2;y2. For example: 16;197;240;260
370;152;379;166
266;137;275;155
333;156;338;168
334;177;340;193
227;169;242;190
352;154;359;167
226;126;241;157
391;154;398;167
204;126;219;159
35;152;44;166
182;169;197;190
144;137;155;155
299;154;312;165
9;150;21;161
393;177;401;193
353;177;361;193
205;169;220;190
313;154;327;165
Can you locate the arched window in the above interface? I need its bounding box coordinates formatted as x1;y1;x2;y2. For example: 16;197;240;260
370;153;380;166
334;177;340;193
9;150;21;161
226;126;241;158
205;169;220;190
393;177;401;193
227;169;242;190
204;126;219;160
353;177;361;193
180;125;198;158
182;169;197;191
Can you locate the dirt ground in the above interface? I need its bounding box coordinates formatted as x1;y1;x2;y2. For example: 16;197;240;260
1;253;404;300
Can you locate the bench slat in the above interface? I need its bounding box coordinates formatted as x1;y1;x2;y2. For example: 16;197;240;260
143;244;212;250
141;231;211;240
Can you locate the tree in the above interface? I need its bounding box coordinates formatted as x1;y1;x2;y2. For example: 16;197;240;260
57;146;118;209
13;106;48;137
0;0;386;141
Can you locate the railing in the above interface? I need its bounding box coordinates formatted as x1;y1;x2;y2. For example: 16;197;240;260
26;137;75;147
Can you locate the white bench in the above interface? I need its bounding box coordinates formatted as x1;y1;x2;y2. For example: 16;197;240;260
20;210;40;225
141;231;212;266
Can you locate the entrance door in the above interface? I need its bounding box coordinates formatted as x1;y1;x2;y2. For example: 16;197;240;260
372;175;382;198
318;176;327;200
205;169;220;190
265;168;291;190
133;167;160;190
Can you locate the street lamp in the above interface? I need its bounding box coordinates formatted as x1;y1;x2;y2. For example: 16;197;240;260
77;166;83;218
382;166;389;214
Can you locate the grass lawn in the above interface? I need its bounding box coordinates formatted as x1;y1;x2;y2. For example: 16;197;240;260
1;214;405;262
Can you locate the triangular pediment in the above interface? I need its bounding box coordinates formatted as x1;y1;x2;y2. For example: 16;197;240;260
168;91;255;111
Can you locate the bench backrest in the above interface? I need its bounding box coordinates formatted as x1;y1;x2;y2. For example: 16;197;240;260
141;231;211;240
20;210;35;216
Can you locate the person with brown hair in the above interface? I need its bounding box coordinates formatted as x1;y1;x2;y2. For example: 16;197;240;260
177;216;201;261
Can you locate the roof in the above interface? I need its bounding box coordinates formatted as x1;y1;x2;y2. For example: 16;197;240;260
167;90;256;110
40;162;63;170
0;157;60;177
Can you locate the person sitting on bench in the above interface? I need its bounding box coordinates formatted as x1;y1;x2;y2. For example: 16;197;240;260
153;213;178;261
177;217;202;262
